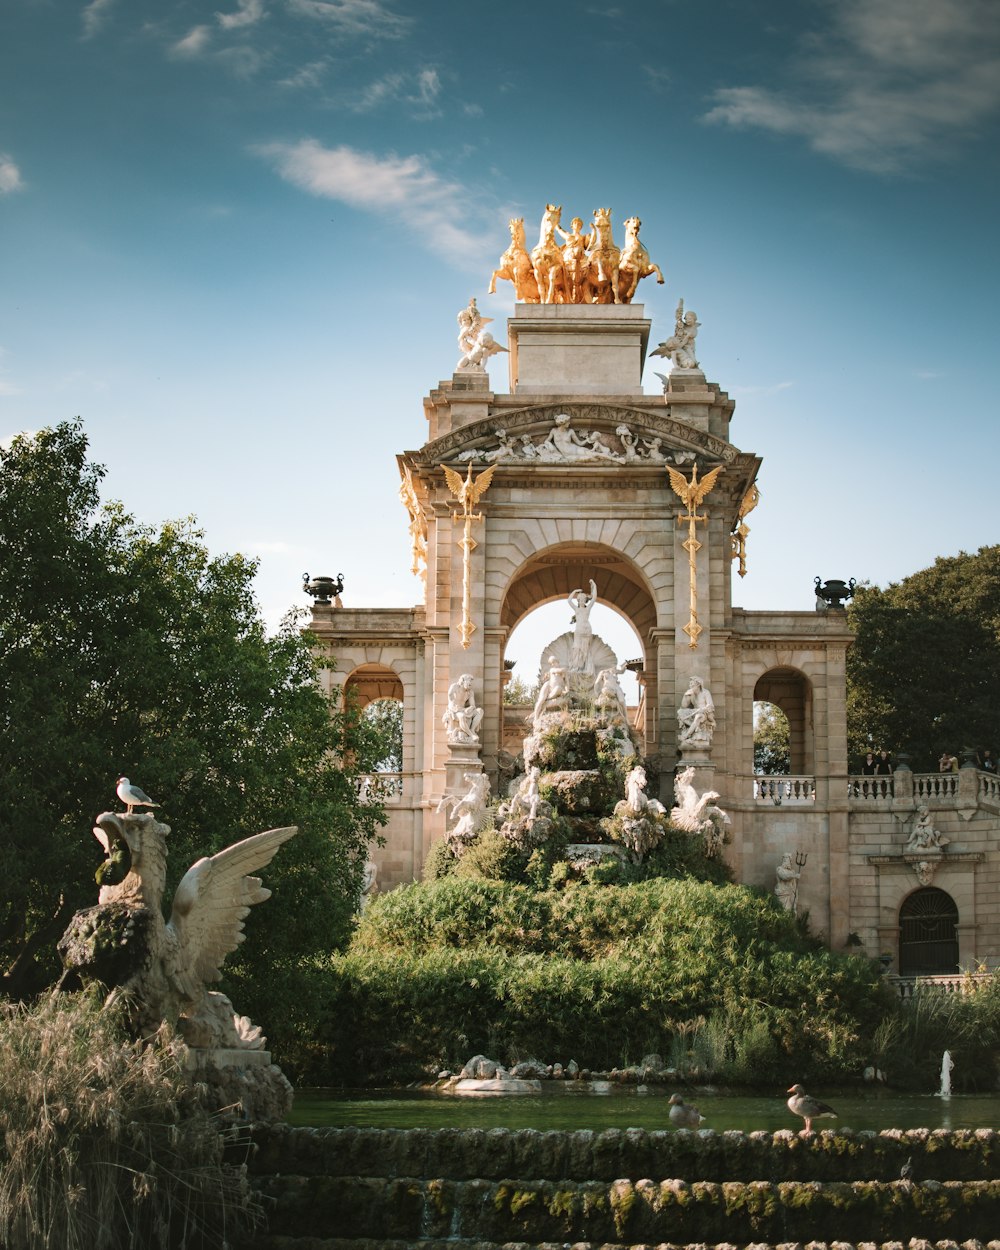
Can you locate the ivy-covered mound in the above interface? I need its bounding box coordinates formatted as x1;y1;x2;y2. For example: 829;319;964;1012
306;875;894;1086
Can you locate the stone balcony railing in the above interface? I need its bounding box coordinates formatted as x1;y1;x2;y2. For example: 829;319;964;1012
889;972;995;1001
751;769;1000;812
753;775;816;805
356;772;404;803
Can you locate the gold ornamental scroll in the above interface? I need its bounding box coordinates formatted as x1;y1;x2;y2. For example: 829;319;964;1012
442;462;496;649
666;463;723;649
730;482;760;579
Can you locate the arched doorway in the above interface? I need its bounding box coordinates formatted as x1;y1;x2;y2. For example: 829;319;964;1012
899;887;959;976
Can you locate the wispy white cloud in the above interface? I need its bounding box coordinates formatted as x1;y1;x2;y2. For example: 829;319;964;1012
703;0;1000;173
285;0;410;39
171;24;213;58
217;0;266;30
278;59;330;89
81;0;116;39
0;154;24;195
349;66;441;115
255;140;487;265
642;65;671;93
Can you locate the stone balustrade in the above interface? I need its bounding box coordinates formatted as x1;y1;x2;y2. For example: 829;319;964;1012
357;772;404;803
748;769;998;812
914;771;960;801
890;972;994;1001
753;775;815;805
849;776;894;800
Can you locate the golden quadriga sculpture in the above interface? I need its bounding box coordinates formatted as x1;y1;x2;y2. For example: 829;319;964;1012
489;204;664;305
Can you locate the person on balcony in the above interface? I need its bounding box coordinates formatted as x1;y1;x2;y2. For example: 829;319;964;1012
874;749;893;775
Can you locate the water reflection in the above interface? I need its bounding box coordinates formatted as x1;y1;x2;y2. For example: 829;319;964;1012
290;1088;1000;1134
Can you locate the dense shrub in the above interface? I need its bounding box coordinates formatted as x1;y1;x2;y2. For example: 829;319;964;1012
0;991;259;1250
318;877;892;1086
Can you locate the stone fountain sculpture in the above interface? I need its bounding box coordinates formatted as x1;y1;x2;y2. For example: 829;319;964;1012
671;766;731;858
58;800;297;1120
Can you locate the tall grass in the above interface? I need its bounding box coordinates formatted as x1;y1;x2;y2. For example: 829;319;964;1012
0;990;260;1250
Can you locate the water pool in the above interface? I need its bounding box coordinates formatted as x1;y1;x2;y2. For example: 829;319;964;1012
289;1087;1000;1134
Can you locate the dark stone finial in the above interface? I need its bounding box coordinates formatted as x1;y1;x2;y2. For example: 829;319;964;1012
814;577;856;611
303;573;344;605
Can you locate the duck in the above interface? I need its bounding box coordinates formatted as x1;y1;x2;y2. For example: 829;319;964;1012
786;1083;837;1132
668;1092;705;1128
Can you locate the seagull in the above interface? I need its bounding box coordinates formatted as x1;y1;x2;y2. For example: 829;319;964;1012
116;777;160;814
668;1093;706;1128
786;1083;837;1133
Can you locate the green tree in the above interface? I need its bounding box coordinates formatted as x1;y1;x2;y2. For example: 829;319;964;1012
847;546;1000;770
753;702;790;774
0;421;387;1052
502;674;537;705
360;697;403;773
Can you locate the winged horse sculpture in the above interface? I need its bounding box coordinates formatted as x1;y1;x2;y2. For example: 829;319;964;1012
62;807;297;1049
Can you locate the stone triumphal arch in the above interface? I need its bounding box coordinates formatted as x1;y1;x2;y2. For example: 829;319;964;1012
307;206;1000;971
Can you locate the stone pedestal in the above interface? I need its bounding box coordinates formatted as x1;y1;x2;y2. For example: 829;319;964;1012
445;743;483;796
183;1046;293;1122
508;304;651;396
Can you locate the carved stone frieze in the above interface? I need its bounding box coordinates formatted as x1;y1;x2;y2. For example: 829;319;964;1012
417;403;737;466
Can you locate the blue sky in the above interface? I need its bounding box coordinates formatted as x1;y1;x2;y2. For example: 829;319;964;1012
2;0;998;678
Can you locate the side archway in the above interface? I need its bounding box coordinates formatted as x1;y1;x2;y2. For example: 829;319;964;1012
753;667;813;775
343;664;404;709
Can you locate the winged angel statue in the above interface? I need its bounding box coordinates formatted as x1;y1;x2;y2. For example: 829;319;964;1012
59;809;297;1050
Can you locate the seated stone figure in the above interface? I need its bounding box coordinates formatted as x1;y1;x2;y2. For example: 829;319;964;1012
443;673;483;744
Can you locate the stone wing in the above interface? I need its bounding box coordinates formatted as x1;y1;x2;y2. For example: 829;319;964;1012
166;826;297;1000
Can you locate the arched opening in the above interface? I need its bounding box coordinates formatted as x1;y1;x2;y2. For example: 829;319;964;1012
343;664;403;710
753;701;790;774
344;666;404;798
499;543;654;758
754;668;812;774
899;887;959;976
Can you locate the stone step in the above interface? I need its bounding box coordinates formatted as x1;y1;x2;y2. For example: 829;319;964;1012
248;1124;1000;1184
251;1174;1000;1244
245;1237;1000;1250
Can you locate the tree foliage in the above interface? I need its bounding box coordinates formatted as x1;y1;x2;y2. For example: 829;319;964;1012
753;702;790;775
846;547;1000;769
0;420;387;1052
360;698;403;773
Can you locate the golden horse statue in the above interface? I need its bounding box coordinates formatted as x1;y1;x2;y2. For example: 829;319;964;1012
530;203;567;304
489;217;539;302
618;216;664;303
582;207;621;304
